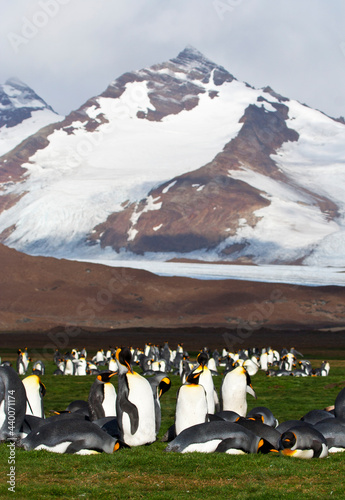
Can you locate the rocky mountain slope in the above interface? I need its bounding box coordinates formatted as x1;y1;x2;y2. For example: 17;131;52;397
0;77;63;157
0;47;344;266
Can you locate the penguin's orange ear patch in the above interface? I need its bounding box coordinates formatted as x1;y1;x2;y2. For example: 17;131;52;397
114;442;120;452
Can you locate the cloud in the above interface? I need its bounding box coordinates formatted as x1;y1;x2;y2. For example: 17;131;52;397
1;0;344;118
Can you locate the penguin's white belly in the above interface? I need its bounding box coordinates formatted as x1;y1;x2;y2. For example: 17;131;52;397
199;370;215;414
76;362;87;376
224;448;246;455
64;360;74;375
35;442;72;454
25;394;43;418
222;380;247;416
175;385;208;435
0;399;5;428
182;439;222;454
329;446;345;453
286;449;314;459
108;359;117;372
75;449;100;455
207;358;217;371
122;373;155;446
102;383;117;417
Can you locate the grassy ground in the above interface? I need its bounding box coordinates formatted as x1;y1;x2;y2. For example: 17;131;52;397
1;350;345;499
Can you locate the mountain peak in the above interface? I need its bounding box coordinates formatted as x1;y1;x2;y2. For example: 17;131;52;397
5;77;29;89
169;46;235;86
172;45;218;69
176;45;207;60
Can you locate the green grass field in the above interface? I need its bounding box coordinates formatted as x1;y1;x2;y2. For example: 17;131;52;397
1;349;345;499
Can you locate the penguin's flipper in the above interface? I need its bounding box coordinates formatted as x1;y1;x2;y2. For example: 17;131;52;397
207;413;224;422
65;440;89;454
312;438;324;458
65;440;102;454
246;384;257;399
121;398;139;435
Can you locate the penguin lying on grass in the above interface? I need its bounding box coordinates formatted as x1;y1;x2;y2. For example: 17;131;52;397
19;418;120;454
279;427;328;459
165;421;265;454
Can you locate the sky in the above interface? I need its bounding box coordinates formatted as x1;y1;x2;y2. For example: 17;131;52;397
1;0;345;119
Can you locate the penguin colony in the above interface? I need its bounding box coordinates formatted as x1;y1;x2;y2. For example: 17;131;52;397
0;343;341;459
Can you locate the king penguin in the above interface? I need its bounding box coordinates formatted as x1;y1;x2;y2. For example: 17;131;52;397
75;355;87;376
22;374;46;419
19;417;119;454
0;365;27;441
116;347;156;447
193;352;217;415
314;387;345;452
88;371;117;421
147;373;171;436
221;365;256;417
16;350;27;375
175;370;208;436
166;420;263;454
279;426;328;458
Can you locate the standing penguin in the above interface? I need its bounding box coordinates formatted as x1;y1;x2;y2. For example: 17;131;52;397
32;360;45;376
88;371;117;421
75;355;87;376
0;366;27;441
221;366;256;417
108;353;118;373
175;370;208;436
22;374;46;419
146;373;171;436
64;354;75;376
116;347;156;447
193;352;217;415
16;350;27;375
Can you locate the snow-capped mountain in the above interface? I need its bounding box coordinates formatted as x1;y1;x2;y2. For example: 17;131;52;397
0;78;63;156
0;46;344;266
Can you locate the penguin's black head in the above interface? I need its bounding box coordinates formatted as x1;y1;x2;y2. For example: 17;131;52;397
158;377;171;398
280;431;296;450
197;352;208;367
116;347;133;373
97;371;116;383
186;370;201;385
